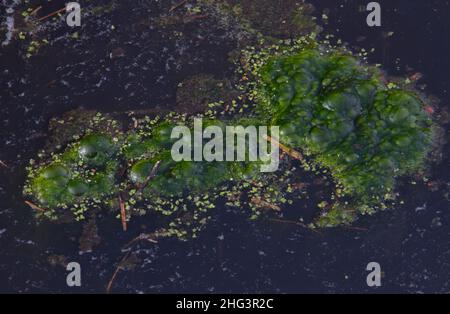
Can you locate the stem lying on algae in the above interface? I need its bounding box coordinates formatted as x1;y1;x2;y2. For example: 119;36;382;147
264;135;305;163
24;200;46;212
137;161;161;192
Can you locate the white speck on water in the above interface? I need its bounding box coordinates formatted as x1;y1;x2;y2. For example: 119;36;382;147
431;217;442;229
415;203;427;212
14;237;35;245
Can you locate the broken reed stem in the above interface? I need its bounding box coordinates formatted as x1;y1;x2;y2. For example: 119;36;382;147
169;0;188;12
263;135;305;163
123;233;158;250
138;160;161;192
0;160;9;169
38;7;66;22
106;251;131;293
117;160;160;232
123;228;172;250
30;6;42;16
119;194;127;232
25;200;46;212
107;229;172;293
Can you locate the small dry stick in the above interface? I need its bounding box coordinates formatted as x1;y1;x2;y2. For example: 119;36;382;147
263;135;305;163
119;195;127;232
107;229;171;292
138;160;161;191
38;7;66;22
0;160;8;169
106;251;131;293
123;233;158;250
25;200;46;212
30;6;42;16
118;160;160;231
123;228;171;250
169;0;188;12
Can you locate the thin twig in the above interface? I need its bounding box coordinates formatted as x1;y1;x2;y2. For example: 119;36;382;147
116;160;160;232
263;135;305;162
38;7;66;22
0;160;8;169
119;194;127;231
30;6;42;16
106;251;131;293
138;160;161;191
25;200;46;212
123;228;171;250
123;233;158;250
107;229;171;292
169;0;188;12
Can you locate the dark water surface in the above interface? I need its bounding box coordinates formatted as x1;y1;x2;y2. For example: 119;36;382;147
0;0;449;293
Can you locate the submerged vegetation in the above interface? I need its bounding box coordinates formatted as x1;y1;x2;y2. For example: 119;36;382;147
21;1;438;239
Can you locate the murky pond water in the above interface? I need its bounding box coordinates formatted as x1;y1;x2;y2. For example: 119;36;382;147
0;0;449;293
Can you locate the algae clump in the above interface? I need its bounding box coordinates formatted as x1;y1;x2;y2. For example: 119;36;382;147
24;45;435;230
256;48;433;222
26;132;120;220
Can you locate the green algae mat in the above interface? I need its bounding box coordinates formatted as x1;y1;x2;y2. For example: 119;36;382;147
23;36;436;237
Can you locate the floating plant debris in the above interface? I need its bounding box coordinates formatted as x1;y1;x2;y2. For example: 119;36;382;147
253;47;434;225
24;38;436;231
1;0;448;295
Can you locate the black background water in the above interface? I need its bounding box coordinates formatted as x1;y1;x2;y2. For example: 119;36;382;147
0;0;449;293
